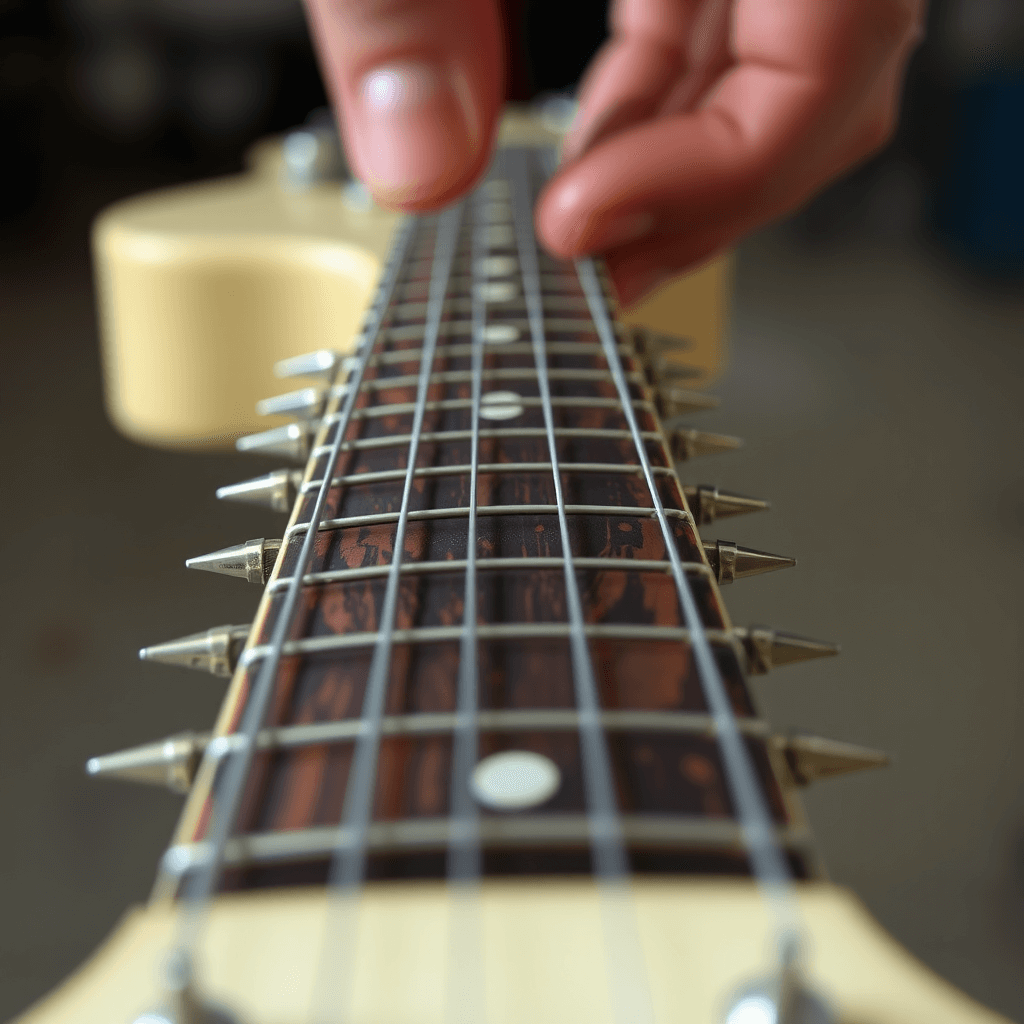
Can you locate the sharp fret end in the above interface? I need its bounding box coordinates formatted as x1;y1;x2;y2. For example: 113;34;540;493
656;386;721;418
670;428;743;462
274;349;340;380
735;626;841;675
255;387;326;420
185;538;282;586
236;423;314;463
216;469;302;514
138;624;250;678
703;539;795;584
774;734;889;786
683;485;770;525
86;732;209;793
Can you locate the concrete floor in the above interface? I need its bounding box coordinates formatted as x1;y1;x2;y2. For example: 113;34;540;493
0;173;1021;1021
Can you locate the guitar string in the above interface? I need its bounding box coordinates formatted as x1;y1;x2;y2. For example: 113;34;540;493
510;146;655;1024
571;237;805;963
160;219;418;988
444;176;489;1024
311;204;464;1023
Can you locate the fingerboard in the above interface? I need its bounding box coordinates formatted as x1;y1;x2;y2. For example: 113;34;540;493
166;148;813;897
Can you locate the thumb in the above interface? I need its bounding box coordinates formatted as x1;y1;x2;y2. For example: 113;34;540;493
303;0;504;211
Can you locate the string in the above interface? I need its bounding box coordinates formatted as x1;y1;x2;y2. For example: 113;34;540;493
510;146;655;1024
158;219;418;996
311;204;464;1022
571;234;804;967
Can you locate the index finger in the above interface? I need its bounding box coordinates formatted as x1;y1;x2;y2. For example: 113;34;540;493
303;0;504;210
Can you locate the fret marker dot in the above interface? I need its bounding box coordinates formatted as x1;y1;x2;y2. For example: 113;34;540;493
471;751;560;811
479;390;524;420
482;324;519;344
475;281;518;303
477;255;518;277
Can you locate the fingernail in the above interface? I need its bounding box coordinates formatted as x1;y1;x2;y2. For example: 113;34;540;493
356;61;476;201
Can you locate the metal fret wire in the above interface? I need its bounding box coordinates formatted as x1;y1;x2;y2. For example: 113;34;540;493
573;247;804;961
161;221;418;986
312;206;464;1022
511;147;655;1024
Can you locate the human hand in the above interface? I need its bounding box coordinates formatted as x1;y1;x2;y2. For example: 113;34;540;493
303;0;925;307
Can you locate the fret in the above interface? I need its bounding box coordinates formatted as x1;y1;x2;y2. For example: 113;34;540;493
321;367;648;391
360;338;632;362
300;461;676;493
166;817;812;875
266;556;711;592
376;319;629;343
340;395;654;420
394;295;592;320
241;623;739;662
285;503;692;536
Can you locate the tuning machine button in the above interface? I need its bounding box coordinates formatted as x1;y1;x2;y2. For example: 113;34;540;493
670;428;742;462
139;624;251;678
683;485;768;525
86;731;209;793
772;734;889;786
236;422;315;463
733;627;840;675
217;469;303;514
256;386;330;421
185;538;282;585
703;539;795;584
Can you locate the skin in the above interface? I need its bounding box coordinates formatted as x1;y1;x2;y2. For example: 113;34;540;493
303;0;926;307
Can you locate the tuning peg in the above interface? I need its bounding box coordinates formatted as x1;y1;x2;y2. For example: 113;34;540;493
185;538;282;585
683;485;769;525
630;326;693;357
256;386;330;420
139;624;251;678
216;469;303;514
86;731;209;793
670;428;743;462
275;349;340;380
772;734;889;786
703;539;795;584
733;626;840;675
236;422;315;463
655;386;720;418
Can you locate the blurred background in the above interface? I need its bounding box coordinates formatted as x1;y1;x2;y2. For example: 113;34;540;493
1;0;1022;1020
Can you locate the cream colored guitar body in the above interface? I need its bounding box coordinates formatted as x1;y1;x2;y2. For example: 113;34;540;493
93;108;730;450
24;110;1010;1024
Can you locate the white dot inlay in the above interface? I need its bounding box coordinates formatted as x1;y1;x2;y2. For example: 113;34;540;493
479;390;524;420
483;201;512;223
482;324;520;344
482;179;511;199
477;255;518;277
471;751;561;811
475;281;518;303
480;225;514;247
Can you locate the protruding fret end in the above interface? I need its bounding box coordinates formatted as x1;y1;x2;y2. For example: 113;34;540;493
656;386;720;418
630;326;694;357
185;538;282;586
236;422;314;463
86;732;208;794
216;469;302;514
683;485;770;525
255;387;325;420
774;734;889;786
703;539;795;585
274;349;339;380
670;428;743;462
735;626;840;675
139;624;251;678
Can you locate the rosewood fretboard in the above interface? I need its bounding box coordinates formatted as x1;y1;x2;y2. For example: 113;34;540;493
165;148;813;897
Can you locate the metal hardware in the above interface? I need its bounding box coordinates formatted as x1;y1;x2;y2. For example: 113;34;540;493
133;950;239;1024
236;422;315;463
655;385;720;417
281;123;345;189
773;734;889;786
630;326;694;357
670;427;743;461
185;538;282;586
683;485;770;525
139;625;251;678
255;386;329;420
216;469;303;514
703;540;795;585
734;627;840;675
274;349;340;380
86;731;208;794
